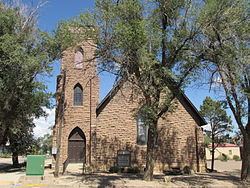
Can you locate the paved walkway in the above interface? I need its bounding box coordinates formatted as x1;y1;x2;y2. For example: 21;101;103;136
0;157;53;188
0;157;26;187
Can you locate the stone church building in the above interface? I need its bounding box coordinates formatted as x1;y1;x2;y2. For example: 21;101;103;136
53;40;206;173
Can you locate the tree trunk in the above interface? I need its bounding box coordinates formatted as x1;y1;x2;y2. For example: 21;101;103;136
12;152;19;167
241;132;250;181
211;149;215;172
241;97;250;181
54;70;66;177
143;120;158;181
211;134;215;171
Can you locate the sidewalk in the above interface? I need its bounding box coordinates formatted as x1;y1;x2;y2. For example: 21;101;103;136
0;157;26;187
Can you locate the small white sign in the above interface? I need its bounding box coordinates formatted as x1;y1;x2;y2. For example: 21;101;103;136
52;147;57;154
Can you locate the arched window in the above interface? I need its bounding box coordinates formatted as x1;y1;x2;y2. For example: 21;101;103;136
74;47;84;69
74;84;83;106
137;116;148;145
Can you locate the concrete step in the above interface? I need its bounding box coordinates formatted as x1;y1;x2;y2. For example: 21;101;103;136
64;163;84;175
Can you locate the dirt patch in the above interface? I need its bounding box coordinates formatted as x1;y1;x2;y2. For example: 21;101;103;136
46;171;250;187
1;158;249;187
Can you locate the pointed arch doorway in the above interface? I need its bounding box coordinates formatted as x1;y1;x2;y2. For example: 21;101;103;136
68;127;86;163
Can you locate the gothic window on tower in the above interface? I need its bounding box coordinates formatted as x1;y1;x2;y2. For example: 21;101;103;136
137;116;148;145
73;84;83;106
74;47;84;69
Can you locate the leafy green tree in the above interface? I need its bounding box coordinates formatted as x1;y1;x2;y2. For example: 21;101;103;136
98;0;204;180
0;2;63;166
56;0;203;180
200;97;232;171
197;0;250;180
38;134;52;155
52;0;249;181
230;131;243;146
204;134;212;147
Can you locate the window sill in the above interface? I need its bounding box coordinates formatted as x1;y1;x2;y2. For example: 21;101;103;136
136;144;147;147
72;105;84;107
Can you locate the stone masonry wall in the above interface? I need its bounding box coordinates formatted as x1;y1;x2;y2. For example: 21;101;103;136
53;40;99;170
53;40;205;173
156;104;205;172
94;82;205;172
93;82;144;171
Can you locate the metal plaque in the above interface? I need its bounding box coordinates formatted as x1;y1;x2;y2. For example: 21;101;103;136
117;150;131;167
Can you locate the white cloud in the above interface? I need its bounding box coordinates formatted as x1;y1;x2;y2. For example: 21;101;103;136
33;107;55;138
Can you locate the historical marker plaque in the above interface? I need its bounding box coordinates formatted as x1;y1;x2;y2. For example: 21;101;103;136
117;150;131;167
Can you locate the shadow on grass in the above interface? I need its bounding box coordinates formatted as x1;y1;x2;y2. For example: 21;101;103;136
171;172;249;187
0;162;25;173
222;169;241;177
81;173;155;188
61;171;165;187
60;166;249;187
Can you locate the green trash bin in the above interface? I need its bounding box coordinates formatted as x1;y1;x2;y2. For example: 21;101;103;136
26;155;45;176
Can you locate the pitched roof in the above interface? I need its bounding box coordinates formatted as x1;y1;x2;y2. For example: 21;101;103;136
96;79;125;116
96;80;207;126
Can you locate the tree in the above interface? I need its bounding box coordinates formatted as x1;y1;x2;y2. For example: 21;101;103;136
38;134;52;155
230;131;243;146
57;0;204;180
98;0;205;180
197;0;250;181
200;97;232;171
204;134;212;147
0;1;61;166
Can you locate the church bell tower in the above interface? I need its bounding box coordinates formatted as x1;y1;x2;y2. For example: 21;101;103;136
53;39;99;172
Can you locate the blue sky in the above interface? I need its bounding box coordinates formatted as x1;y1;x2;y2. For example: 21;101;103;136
22;0;232;136
30;0;213;105
27;0;118;137
29;0;117;102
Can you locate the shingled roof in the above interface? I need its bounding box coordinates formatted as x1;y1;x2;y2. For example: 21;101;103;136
96;80;207;126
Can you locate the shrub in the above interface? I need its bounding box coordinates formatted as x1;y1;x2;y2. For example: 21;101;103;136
183;166;193;175
0;152;11;158
233;155;241;161
127;167;140;173
109;166;140;173
83;165;94;173
109;166;120;173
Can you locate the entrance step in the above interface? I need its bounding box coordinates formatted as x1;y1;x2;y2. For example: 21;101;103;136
64;163;84;175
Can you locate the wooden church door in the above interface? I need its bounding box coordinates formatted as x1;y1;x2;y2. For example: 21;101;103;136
68;127;86;163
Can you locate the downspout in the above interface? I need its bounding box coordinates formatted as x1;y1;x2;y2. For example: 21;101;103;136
89;78;92;166
195;126;200;172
